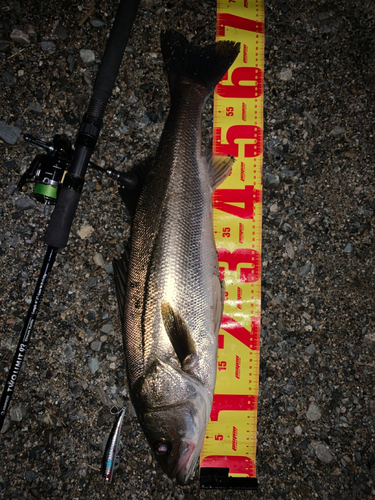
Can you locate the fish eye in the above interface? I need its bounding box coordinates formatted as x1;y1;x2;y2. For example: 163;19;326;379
153;438;172;456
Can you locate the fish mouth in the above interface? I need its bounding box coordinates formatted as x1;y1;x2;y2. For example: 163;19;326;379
172;441;197;485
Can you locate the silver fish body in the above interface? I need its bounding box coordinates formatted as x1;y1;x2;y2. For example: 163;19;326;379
114;31;240;484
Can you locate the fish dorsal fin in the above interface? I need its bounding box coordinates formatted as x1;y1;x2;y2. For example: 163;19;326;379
118;159;152;217
203;151;235;191
161;302;197;365
113;243;131;324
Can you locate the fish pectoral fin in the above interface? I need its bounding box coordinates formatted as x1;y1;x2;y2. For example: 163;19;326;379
161;302;197;366
204;150;235;191
113;243;131;324
118;158;153;217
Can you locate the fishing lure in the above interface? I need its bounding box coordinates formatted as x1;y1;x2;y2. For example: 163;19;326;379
101;406;126;483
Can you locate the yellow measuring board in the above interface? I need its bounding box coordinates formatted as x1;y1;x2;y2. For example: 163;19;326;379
200;0;264;489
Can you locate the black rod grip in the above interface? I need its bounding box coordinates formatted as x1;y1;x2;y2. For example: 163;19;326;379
43;187;81;248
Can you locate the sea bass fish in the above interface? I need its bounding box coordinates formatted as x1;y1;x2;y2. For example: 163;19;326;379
114;31;240;484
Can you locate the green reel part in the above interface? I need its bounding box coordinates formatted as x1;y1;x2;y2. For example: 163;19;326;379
33;182;58;204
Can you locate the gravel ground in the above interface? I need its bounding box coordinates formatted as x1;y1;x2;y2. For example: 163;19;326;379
1;0;374;499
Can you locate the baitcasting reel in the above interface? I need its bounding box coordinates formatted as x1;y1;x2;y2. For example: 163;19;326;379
18;133;137;204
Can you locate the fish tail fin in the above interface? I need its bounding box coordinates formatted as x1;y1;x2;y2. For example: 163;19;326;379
161;31;240;98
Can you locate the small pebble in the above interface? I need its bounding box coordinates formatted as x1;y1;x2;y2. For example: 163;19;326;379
329;126;345;137
311;442;333;463
11;234;20;247
83;71;93;85
54;25;68;40
282;384;296;395
303;111;318;127
87;310;96;321
88;358;100;374
101;323;113;334
104;263;113;274
294;425;302;435
14;196;38;210
67;54;76;73
285;240;295;259
0;121;22;145
344;242;352;253
2;70;17;86
88;276;97;287
5;160;16;171
30;488;42;500
306;344;316;355
80;49;95;64
10;406;23;422
41;41;56;54
77;224;94;239
25;470;36;483
279;68;293;81
282;223;292;233
306;402;322;421
90;19;105;28
264;173;280;189
140;114;151;125
64;344;74;361
299;263;311;276
90;340;102;352
93;252;105;267
10;29;30;46
269;203;278;214
29;102;43;114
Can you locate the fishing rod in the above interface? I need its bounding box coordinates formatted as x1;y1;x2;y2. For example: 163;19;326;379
0;0;141;432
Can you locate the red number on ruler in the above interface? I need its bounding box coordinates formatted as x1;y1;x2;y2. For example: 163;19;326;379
217;248;260;282
218;361;227;371
216;67;264;99
217;13;265;36
201;455;256;477
221;314;260;351
215;434;224;441
213;185;261;219
214;125;262;157
210;394;258;421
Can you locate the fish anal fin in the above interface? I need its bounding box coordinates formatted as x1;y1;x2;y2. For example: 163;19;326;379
204;151;235;191
160;302;196;365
